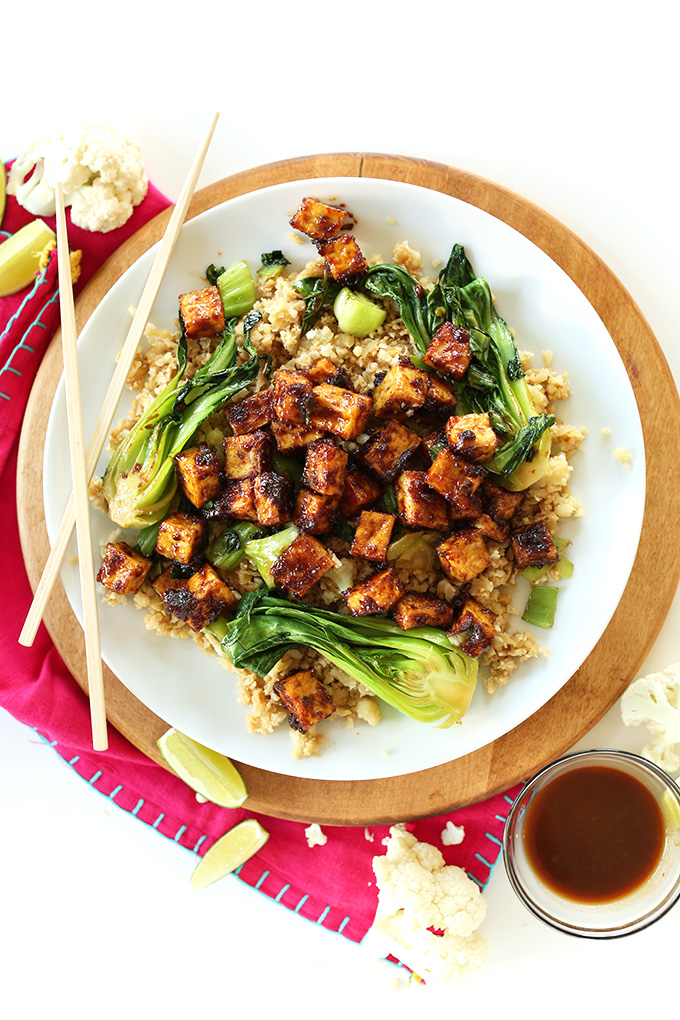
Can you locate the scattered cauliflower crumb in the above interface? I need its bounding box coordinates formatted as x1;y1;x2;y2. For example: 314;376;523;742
364;828;375;842
601;426;612;435
621;663;680;775
542;349;553;366
613;446;632;469
364;824;489;984
441;821;466;847
304;823;328;848
387;216;396;224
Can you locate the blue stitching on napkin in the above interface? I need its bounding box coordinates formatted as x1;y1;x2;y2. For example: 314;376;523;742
294;895;309;913
108;785;123;801
173;825;187;843
254;870;269;890
274;883;290;903
131;799;145;816
316;905;331;924
88;770;102;785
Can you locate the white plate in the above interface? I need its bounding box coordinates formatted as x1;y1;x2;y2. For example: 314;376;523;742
43;177;646;782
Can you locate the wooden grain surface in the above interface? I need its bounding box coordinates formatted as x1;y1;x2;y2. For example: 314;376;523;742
17;152;680;825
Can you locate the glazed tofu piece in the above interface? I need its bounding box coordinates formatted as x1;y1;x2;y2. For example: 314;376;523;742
97;541;152;595
273;669;336;733
395;470;449;530
289;197;347;240
472;513;510;543
422;373;457;417
174;442;222;509
270;420;326;453
448;598;496;657
272;369;315;426
392;592;455;631
226;388;275;435
306;357;353;389
437;528;491;583
482;477;524;523
156;511;207;564
510;521;560;571
350;510;396;562
302;438;348;497
223;430;271;480
425;449;486;518
178;285;225;339
270;534;336;596
360;419;421;482
309;384;372;441
216;478;258;521
423;321;472;379
339;464;384;518
445;412;499;463
317;234;368;284
153;565;237;632
253;472;293;526
371;360;428;419
421;427;448;462
343;567;405;617
294;487;340;535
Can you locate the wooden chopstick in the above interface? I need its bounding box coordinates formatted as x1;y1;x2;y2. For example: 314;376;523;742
19;112;219;649
53;181;108;750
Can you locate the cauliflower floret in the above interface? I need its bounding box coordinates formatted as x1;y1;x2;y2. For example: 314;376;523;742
620;663;680;774
365;824;488;984
304;823;327;848
441;821;466;846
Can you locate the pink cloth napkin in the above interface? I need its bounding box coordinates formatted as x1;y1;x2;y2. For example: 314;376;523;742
0;166;520;948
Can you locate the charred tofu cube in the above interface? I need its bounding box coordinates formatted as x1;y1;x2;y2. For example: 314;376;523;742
360;419;421;482
270;420;325;452
317;234;368;285
482;477;524;523
339;465;384;517
273;668;336;733
272;369;315;426
392;592;454;631
473;513;510;543
350;510;396;561
294;487;339;535
395;470;449;530
226;388;275;435
223;430;270;480
343;567;405;617
372;360;428;419
185;564;239;629
270;534;335;596
445;412;499;463
423;321;472;379
309;384;371;440
216;478;258;521
174;442;222;509
253;472;293;526
426;449;486;519
178;286;225;339
306;357;353;389
289;197;347;240
97;541;152;595
437;528;491;583
302;438;348;497
156;511;207;564
510;521;560;571
422;373;457;417
448;598;496;657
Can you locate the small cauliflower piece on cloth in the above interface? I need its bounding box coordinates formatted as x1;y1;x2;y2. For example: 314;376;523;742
621;663;680;775
365;824;489;983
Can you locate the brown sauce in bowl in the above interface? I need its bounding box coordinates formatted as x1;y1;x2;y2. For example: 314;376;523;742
523;765;666;903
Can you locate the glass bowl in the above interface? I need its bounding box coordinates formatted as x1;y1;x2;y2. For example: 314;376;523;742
503;749;680;938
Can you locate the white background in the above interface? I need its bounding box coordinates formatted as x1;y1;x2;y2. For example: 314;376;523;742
2;2;679;1018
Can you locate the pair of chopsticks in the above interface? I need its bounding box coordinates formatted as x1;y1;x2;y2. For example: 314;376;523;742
20;112;220;751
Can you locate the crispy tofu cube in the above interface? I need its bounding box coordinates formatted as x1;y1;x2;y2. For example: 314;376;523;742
445;412;499;463
422;373;457;417
289;197;347;240
350;511;396;561
446;490;485;522
253;472;293;526
215;478;258;521
270;534;335;596
426;449;486;519
372;360;428;419
309;384;372;441
301;438;348;497
448;598;496;657
294;487;340;535
156;511;207;564
306;357;353;389
343;567;405;617
395;470;449;530
482;477;524;523
153;565;237;632
437;528;491;583
472;513;510;543
223;430;270;480
226;388;275;435
97;541;152;595
270;420;326;452
174;442;222;509
273;668;336;733
510;521;560;571
339;465;384;517
272;369;315;426
178;286;225;339
392;592;454;631
317;234;368;284
360;419;421;482
423;321;472;379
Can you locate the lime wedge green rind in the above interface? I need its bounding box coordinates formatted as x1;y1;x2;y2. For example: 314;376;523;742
157;728;248;808
190;819;270;891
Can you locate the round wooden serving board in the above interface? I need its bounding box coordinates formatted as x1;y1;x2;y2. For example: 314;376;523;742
17;153;680;826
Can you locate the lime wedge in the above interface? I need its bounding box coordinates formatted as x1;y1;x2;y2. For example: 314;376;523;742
0;163;7;226
190;819;270;891
157;728;248;808
0;218;56;297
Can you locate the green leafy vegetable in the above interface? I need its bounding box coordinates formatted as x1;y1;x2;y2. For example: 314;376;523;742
522;586;558;628
205;263;225;286
293;273;341;333
206;521;264;571
216;260;256;317
258;250;291;278
243;523;299;587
